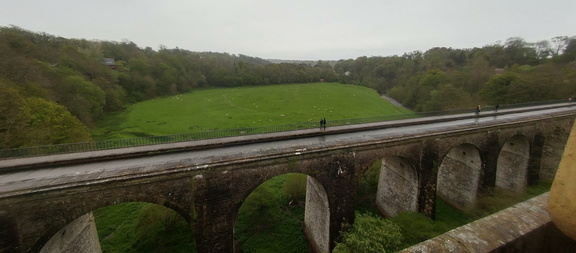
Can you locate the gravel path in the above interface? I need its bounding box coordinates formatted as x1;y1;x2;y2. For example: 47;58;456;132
381;94;411;110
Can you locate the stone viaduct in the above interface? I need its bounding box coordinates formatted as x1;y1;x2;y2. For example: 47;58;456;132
0;105;575;253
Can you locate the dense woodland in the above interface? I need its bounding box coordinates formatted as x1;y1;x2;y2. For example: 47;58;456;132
1;25;575;148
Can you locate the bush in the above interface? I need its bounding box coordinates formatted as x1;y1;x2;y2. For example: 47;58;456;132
333;212;403;253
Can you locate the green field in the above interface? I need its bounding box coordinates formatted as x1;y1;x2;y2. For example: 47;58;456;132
93;83;411;140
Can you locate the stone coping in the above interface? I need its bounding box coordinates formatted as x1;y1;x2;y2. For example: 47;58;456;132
399;193;576;252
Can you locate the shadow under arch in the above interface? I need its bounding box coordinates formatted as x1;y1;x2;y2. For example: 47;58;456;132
496;134;531;193
40;202;195;253
436;143;483;210
375;155;419;217
234;172;328;253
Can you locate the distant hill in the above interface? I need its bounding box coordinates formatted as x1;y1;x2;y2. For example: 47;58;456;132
267;59;338;66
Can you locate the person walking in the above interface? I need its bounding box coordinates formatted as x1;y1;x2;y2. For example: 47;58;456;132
494;103;500;112
323;118;327;130
475;105;481;114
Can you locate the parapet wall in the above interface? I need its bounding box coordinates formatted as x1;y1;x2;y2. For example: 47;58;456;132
400;193;576;252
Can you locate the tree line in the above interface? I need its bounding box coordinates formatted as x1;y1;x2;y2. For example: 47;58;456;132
0;26;337;148
335;37;576;111
0;25;575;148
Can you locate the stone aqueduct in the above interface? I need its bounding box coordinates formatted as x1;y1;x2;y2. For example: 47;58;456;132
0;106;575;253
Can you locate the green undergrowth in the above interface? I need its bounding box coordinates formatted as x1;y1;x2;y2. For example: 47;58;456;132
234;173;310;253
93;202;194;253
392;181;552;249
467;180;552;218
353;160;553;250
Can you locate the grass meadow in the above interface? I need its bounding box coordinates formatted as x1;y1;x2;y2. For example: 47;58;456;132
93;82;411;140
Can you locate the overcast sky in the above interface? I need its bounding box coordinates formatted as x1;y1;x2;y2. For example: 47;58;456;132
1;0;575;60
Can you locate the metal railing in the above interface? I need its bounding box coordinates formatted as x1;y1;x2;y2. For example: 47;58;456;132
0;99;570;159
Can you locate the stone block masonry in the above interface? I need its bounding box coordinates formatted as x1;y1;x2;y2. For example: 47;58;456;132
400;193;576;252
39;213;101;253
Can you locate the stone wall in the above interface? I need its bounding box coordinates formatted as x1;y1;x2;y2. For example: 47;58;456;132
399;193;576;252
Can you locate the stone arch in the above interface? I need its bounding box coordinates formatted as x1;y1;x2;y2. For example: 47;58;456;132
32;180;193;253
40;201;193;253
496;134;531;192
437;143;483;210
375;155;419;217
233;173;330;253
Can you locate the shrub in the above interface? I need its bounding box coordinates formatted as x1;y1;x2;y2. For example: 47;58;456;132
333;212;403;253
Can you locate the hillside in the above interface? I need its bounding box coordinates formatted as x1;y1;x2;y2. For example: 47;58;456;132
1;25;575;149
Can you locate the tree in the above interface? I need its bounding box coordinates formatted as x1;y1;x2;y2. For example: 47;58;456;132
424;83;473;111
506;62;567;103
55;75;106;126
557;37;576;63
0;82;29;148
314;60;332;69
551;36;571;56
480;72;518;104
23;97;92;145
460;57;492;94
0;31;44;84
419;69;448;88
0;26;41;58
501;37;539;66
0;81;91;148
534;40;553;60
92;77;126;112
422;47;457;71
333;212;403;253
